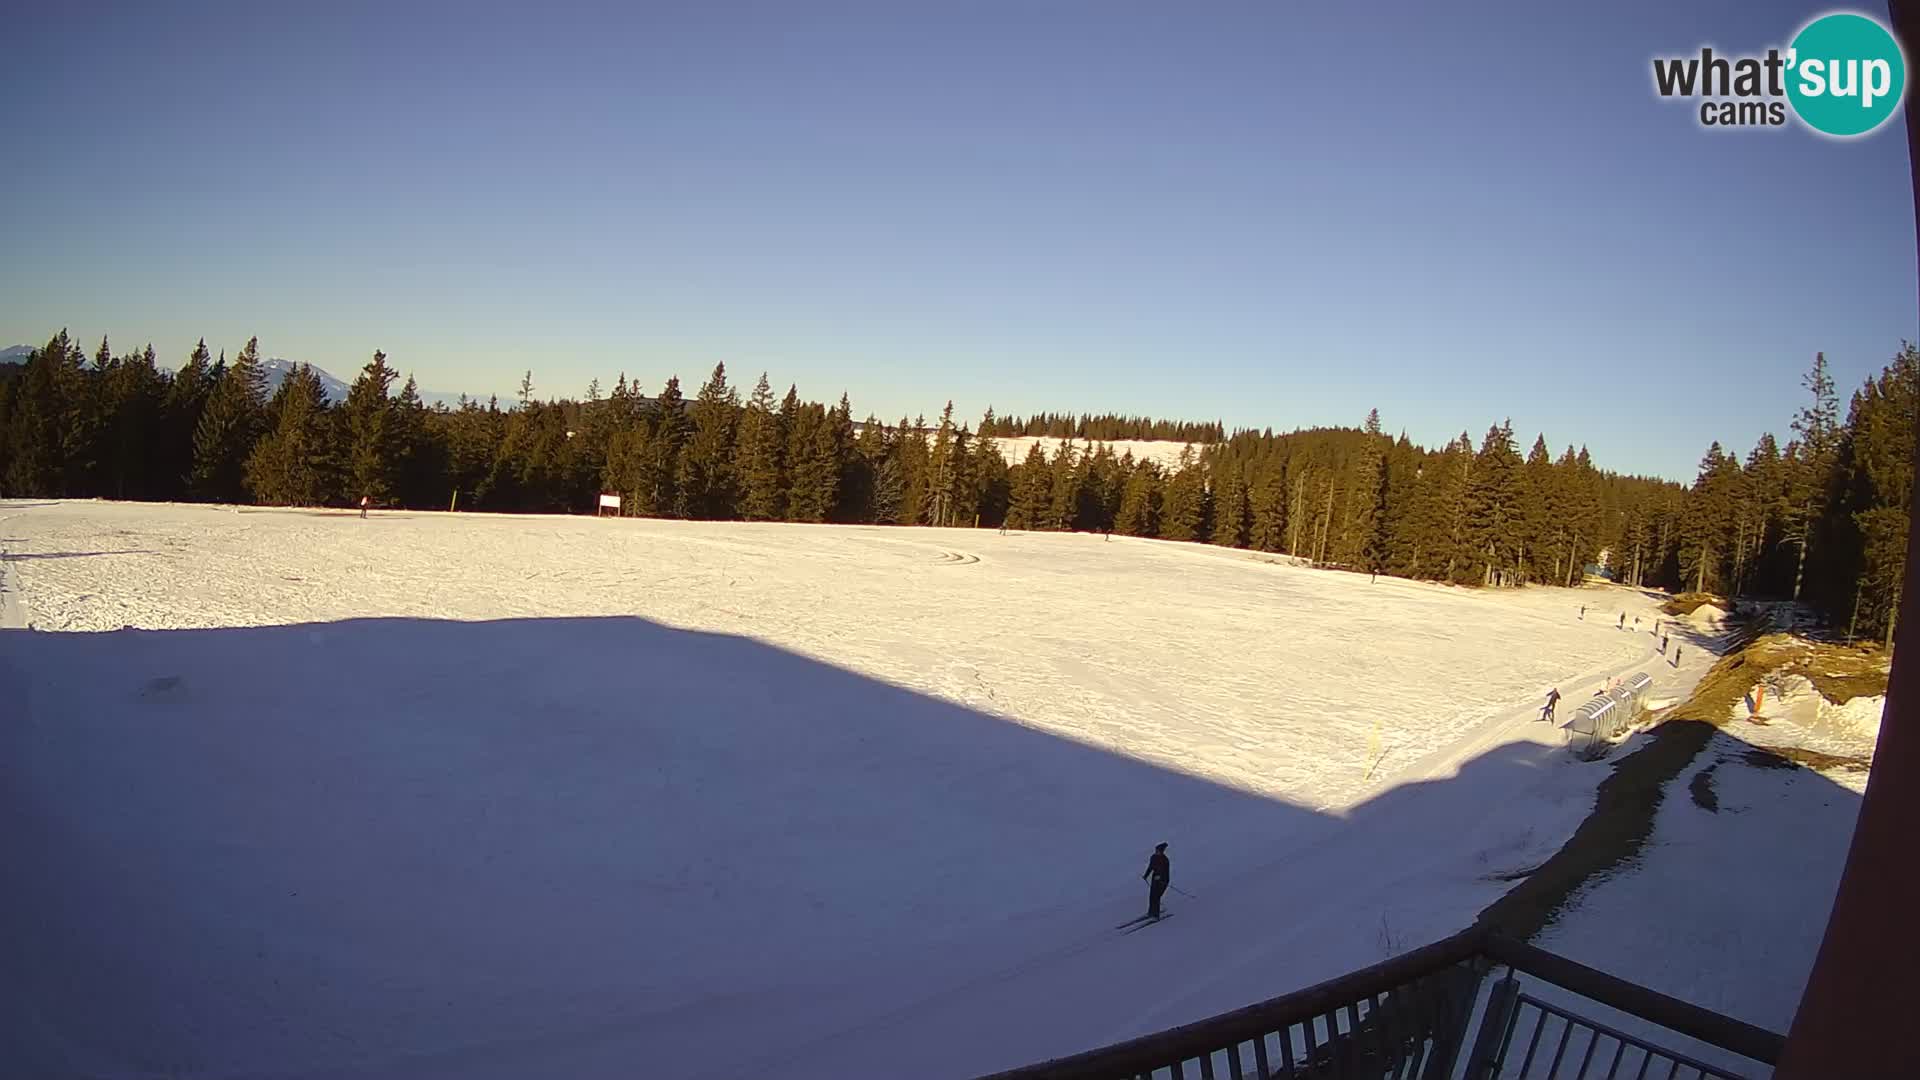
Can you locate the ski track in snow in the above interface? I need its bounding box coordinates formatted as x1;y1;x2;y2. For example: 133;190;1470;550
0;499;1719;1079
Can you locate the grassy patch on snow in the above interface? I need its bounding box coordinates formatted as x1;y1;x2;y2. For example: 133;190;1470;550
1733;633;1889;705
1478;627;1886;942
1796;652;1890;705
1476;719;1717;941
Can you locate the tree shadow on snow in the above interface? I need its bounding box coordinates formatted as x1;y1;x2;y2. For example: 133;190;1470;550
0;614;1865;1080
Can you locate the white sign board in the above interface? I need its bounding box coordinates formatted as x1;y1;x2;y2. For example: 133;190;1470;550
598;493;622;509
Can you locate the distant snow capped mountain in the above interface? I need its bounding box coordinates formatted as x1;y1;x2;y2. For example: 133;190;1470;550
259;357;352;402
250;358;472;408
0;344;32;364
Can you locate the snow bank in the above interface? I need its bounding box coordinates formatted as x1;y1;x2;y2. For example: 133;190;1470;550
1824;693;1887;739
1732;672;1885;775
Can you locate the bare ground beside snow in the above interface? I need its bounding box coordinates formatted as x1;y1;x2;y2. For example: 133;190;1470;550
0;500;1729;1078
1522;633;1883;1078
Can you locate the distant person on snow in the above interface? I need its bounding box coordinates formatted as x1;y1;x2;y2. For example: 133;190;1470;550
1579;605;1586;620
1541;688;1561;722
359;495;370;519
1143;842;1171;919
1618;612;1626;630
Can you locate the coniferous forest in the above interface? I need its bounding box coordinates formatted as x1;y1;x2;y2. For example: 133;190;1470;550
0;331;1912;644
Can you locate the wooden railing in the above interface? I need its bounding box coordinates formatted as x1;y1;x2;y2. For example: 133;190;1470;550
974;929;1783;1080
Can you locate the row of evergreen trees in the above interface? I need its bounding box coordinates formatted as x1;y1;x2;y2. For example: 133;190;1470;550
977;412;1226;443
0;331;1910;642
1663;350;1916;647
0;334;438;509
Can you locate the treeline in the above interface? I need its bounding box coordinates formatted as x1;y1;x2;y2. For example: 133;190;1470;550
1663;349;1916;647
0;330;1910;642
978;412;1226;443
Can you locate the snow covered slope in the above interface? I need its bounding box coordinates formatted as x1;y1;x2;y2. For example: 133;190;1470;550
0;500;1707;1079
985;435;1200;469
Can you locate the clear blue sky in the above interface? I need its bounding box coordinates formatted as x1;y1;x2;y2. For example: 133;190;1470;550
3;1;1914;481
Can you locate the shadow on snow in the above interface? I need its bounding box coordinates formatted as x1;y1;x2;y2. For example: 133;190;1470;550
0;606;1860;1079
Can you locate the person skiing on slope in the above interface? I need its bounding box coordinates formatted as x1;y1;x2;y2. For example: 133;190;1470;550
359;494;370;519
1541;688;1561;722
1143;842;1171;919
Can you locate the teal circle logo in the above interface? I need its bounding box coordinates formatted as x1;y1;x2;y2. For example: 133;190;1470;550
1786;13;1907;137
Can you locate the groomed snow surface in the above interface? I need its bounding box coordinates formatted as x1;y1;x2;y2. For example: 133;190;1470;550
0;500;1835;1079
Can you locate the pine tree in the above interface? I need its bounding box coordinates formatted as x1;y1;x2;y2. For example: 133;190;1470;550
826;394;858;522
1047;441;1081;530
1116;462;1162;537
1462;422;1524;585
949;425;981;527
777;384;800;439
190;336;267;502
678;362;739;518
159;338;216;499
872;451;905;524
1787;352;1841;600
58;335;110;495
1833;344;1916;643
1677;443;1740;594
896;415;930;525
603;412;656;516
393;375;438;507
1161;447;1208;542
1518;435;1554;584
734;373;785;521
845;411;886;523
1374;434;1420;576
650;376;688;516
0;372;11;492
924;402;961;526
343;349;399;506
103;343;166;499
1007;442;1050;529
1250;467;1286;551
1212;462;1251;548
245;364;336;506
1434;433;1476;581
1338;409;1385;563
1742;433;1794;595
1084;445;1120;532
969;410;1010;527
786;403;842;523
2;331;81;496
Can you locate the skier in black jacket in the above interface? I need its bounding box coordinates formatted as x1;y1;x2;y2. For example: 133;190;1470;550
1143;843;1171;919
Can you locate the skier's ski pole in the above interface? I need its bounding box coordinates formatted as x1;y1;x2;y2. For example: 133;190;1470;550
1170;885;1197;899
